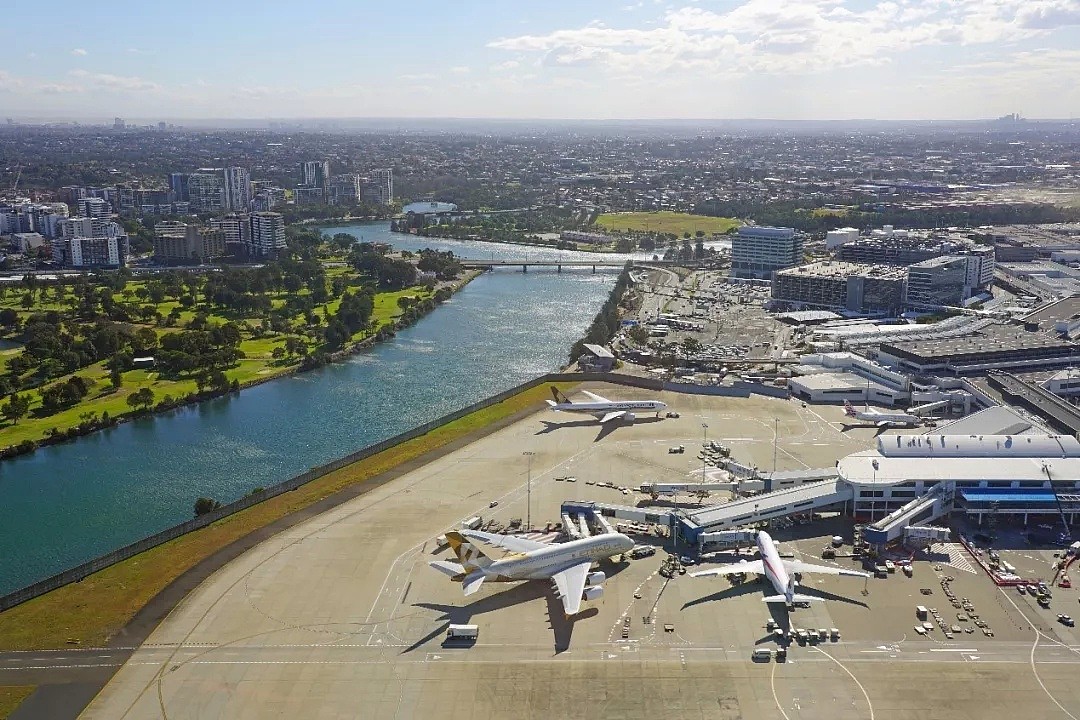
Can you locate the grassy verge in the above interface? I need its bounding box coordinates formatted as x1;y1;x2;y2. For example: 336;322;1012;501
0;381;576;651
0;687;33;720
594;211;740;236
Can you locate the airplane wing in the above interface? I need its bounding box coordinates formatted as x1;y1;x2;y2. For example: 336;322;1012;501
689;560;764;578
550;560;592;615
599;410;627;423
876;421;889;428
460;529;550;553
787;560;870;578
582;390;611;403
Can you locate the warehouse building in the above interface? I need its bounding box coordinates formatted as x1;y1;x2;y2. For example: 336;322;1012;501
876;324;1080;374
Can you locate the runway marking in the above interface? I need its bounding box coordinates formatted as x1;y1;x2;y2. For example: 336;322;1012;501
770;660;792;720
939;544;978;574
996;584;1080;720
814;646;875;720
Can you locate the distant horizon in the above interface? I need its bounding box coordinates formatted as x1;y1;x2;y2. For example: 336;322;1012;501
6;1;1079;120
6;114;1078;128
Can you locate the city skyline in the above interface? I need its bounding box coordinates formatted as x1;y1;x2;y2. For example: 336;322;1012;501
3;0;1079;121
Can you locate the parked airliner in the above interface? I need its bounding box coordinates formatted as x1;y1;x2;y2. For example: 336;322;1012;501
546;386;667;424
690;530;869;605
844;400;922;428
430;529;634;615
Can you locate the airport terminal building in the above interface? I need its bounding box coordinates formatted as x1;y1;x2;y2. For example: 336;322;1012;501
569;407;1080;550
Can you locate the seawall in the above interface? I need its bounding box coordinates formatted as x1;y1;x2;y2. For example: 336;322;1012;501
0;371;787;611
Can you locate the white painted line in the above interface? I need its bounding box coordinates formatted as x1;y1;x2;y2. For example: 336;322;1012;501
930;648;979;652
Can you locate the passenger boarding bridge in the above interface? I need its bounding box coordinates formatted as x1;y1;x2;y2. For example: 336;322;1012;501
561;415;1080;552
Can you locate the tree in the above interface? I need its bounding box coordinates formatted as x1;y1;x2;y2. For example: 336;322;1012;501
1;393;30;425
193;496;221;516
126;387;155;411
627;325;650;345
680;337;703;357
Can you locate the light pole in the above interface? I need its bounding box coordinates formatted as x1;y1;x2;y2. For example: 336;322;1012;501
772;418;779;475
523;451;534;531
701;422;709;484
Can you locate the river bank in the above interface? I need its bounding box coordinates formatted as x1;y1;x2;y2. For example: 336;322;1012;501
0;270;482;463
0;228;620;597
399;226;638;255
0;379;579;649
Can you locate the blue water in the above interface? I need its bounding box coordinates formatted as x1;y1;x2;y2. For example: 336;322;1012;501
0;223;637;595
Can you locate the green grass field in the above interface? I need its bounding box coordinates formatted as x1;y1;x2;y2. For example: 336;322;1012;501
0;687;33;720
0;281;434;452
0;381;577;651
594;211;740;236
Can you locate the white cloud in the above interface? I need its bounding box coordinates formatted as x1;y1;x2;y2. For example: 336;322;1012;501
70;48;88;56
449;65;471;74
0;71;24;91
400;72;438;82
488;0;1080;78
69;69;160;92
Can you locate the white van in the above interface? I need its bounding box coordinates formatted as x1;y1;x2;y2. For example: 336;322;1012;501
752;648;772;661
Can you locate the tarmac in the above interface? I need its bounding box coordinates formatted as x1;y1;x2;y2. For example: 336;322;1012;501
60;386;1080;719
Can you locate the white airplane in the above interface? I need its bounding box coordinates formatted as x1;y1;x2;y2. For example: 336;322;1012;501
545;386;667;424
690;530;869;605
844;400;921;428
430;529;634;615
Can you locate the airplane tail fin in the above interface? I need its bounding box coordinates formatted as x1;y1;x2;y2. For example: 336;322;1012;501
444;531;493;571
550;386;571;405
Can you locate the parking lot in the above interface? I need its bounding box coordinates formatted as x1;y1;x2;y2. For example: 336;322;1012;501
82;387;1080;720
626;269;793;376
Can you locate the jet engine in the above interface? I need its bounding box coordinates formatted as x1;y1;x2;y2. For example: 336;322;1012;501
587;571;606;585
583;586;604;601
624;412;637;424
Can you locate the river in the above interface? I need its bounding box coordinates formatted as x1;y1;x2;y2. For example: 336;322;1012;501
0;223;643;595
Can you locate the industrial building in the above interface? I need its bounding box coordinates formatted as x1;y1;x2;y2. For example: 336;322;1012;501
998;261;1080;298
771;261;906;313
730;225;801;279
876;324;1080;374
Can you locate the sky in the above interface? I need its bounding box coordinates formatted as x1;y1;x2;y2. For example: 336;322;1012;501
3;0;1080;121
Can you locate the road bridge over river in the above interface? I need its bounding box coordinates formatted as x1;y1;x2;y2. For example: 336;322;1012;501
460;259;688;272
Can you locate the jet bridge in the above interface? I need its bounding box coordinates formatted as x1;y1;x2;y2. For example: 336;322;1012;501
679;479;854;543
862;485;952;545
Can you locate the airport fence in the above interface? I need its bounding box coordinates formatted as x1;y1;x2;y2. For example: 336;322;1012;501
0;370;781;611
